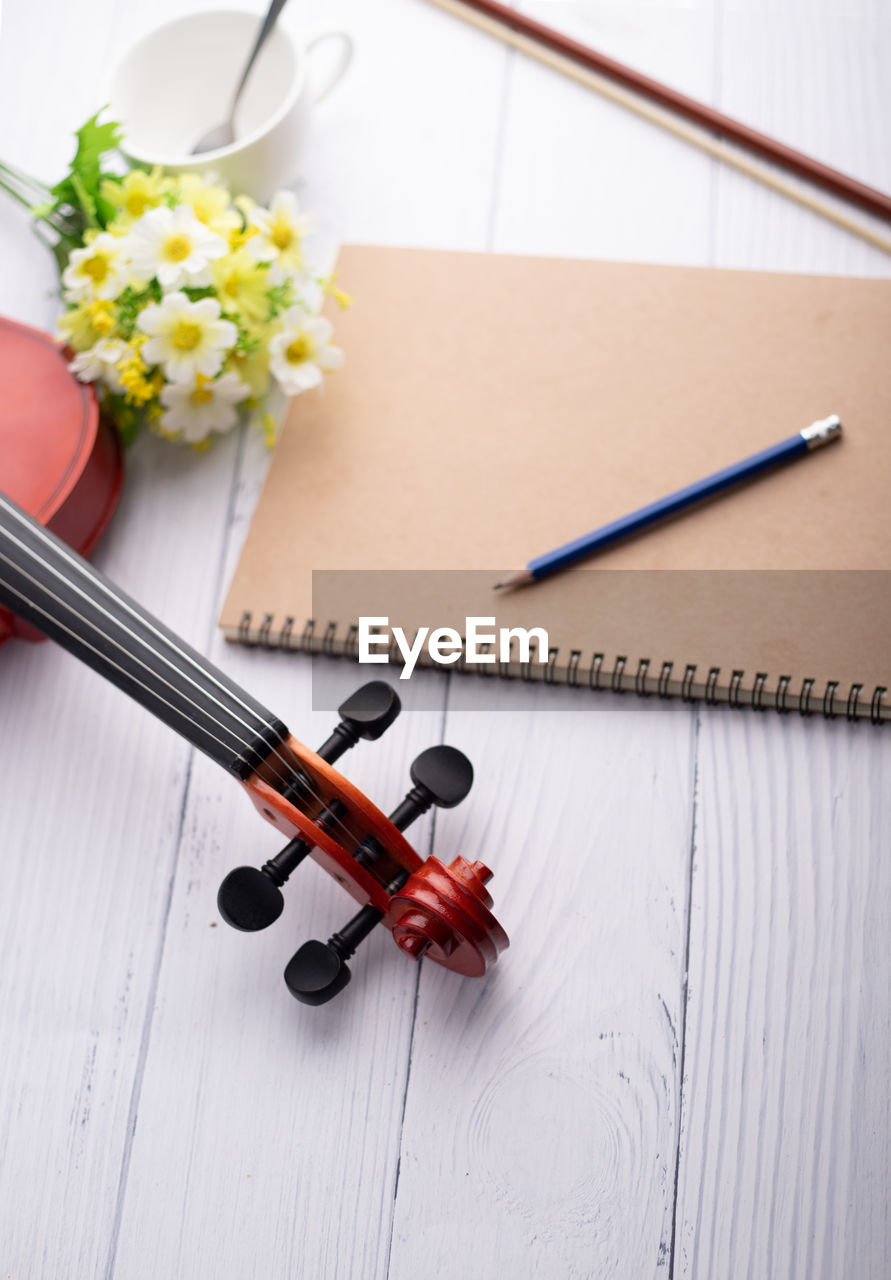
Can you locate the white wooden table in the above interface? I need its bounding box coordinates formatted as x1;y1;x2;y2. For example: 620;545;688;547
1;2;889;1276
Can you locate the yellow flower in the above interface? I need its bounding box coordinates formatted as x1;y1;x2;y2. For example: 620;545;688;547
116;338;162;405
212;248;270;323
228;224;259;251
62;232;132;302
247;191;311;278
174;174;240;240
101;167;169;227
57;300;116;351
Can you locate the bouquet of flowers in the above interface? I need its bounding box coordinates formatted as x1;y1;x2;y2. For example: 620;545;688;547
0;113;345;448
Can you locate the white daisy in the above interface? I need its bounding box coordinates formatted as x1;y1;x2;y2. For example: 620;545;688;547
68;338;126;391
128;204;228;290
159;372;249;444
247;191;311;277
61;233;133;302
268;308;343;396
137;291;237;384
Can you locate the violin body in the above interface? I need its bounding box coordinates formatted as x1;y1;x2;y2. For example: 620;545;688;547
0;316;122;645
0;330;507;1003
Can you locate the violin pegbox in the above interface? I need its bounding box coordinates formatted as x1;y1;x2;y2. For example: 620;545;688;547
222;682;509;1005
218;681;402;932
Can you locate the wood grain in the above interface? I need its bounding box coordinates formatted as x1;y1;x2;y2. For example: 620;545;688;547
108;426;450;1278
0;432;243;1277
674;710;891;1280
492;0;718;263
711;0;891;276
390;689;697;1278
672;9;891;1275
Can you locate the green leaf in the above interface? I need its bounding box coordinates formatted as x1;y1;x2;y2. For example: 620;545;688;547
49;110;124;230
69;172;97;226
50;111;122;196
115;282;161;338
265;279;296;319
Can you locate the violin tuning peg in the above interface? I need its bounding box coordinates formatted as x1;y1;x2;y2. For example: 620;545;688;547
217;800;344;932
353;746;475;875
284;940;351;1005
389;745;474;831
217;862;286;932
284;903;382;1005
316;681;402;765
338;681;402;739
409;745;474;808
217;821;323;931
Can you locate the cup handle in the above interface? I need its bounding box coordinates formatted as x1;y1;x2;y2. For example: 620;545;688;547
305;31;354;104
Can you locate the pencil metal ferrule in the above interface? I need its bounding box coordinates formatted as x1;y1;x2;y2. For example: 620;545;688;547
800;415;843;449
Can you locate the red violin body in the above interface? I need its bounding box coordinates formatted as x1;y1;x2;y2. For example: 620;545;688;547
0;315;122;645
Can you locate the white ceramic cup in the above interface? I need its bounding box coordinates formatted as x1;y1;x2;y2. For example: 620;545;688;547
107;10;352;202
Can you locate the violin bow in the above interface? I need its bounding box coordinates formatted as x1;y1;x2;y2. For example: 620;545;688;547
427;0;891;255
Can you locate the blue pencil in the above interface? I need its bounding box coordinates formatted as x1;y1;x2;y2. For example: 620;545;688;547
494;415;842;590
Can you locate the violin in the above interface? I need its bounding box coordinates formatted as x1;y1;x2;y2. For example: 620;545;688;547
0;316;122;645
0;321;508;1005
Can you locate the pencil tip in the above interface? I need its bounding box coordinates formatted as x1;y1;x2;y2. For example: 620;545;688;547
492;569;534;591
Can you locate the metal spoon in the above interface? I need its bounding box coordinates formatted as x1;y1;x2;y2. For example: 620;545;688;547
191;0;292;154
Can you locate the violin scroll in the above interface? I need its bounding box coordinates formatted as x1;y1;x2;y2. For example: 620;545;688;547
226;682;509;1004
283;742;478;1005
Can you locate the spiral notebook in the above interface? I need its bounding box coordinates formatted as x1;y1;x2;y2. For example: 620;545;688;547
220;245;891;723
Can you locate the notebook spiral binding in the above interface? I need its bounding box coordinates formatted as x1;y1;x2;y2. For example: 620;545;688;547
234;611;887;725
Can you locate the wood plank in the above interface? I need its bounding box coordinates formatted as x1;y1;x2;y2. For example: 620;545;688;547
673;709;891;1279
391;688;698;1277
107;423;446;1278
0;0;122;327
492;0;719;263
0;3;253;1273
387;4;713;1271
674;5;891;1274
0;432;242;1277
711;0;891;274
296;0;512;248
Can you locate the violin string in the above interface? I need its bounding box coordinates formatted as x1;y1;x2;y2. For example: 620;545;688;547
0;494;331;803
0;566;253;771
0;532;266;763
0;497;386;855
0;553;372;854
0;493;287;756
0;512;373;853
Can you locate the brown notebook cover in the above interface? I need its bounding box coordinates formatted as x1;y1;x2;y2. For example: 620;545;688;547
220;245;891;722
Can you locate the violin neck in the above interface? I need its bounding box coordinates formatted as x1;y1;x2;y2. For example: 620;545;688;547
0;493;288;779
